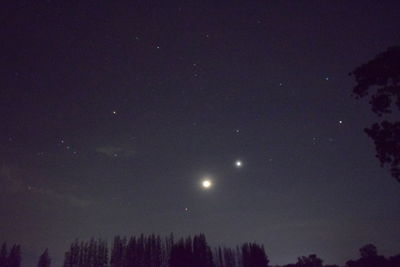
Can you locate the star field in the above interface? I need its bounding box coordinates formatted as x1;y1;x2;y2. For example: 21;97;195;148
1;1;400;266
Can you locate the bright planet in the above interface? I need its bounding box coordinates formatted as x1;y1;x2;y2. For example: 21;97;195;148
202;179;212;189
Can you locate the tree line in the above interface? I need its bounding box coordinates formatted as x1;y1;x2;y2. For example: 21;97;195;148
1;234;399;267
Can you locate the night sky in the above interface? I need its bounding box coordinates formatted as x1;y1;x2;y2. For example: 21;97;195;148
1;1;400;266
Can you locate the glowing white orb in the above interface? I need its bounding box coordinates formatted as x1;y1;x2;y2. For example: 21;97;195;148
235;160;243;167
202;180;212;189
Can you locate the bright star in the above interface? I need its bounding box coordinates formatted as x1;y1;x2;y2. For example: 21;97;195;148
235;160;243;168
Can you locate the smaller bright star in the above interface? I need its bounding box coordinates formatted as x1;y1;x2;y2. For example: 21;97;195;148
112;110;117;115
339;120;343;124
235;160;243;168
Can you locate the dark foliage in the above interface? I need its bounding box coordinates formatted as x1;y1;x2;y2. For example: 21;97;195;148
1;239;399;267
61;234;267;267
0;243;7;267
63;238;108;267
350;46;400;182
214;246;238;267
296;254;323;267
346;244;388;267
283;254;324;267
37;249;51;267
241;243;269;267
0;243;21;267
280;244;399;267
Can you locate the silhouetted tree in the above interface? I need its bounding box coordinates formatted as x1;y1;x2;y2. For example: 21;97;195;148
350;46;400;182
388;254;400;267
359;244;378;258
169;239;191;267
63;240;79;267
224;247;237;267
59;235;399;267
193;234;214;267
346;244;388;267
110;236;127;267
0;243;7;267
283;255;339;267
296;254;323;267
97;240;109;267
241;243;269;267
63;239;108;267
7;245;21;267
214;246;237;267
37;249;51;267
169;234;214;267
162;233;174;267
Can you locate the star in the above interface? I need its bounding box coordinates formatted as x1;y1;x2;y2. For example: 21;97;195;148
339;120;343;124
235;160;243;168
112;110;117;115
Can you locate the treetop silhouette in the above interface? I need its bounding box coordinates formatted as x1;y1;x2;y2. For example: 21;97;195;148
350;46;400;182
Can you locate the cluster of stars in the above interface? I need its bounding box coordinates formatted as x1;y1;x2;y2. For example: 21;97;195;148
58;139;77;154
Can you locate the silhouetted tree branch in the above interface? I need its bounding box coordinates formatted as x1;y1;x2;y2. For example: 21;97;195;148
350;46;400;182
